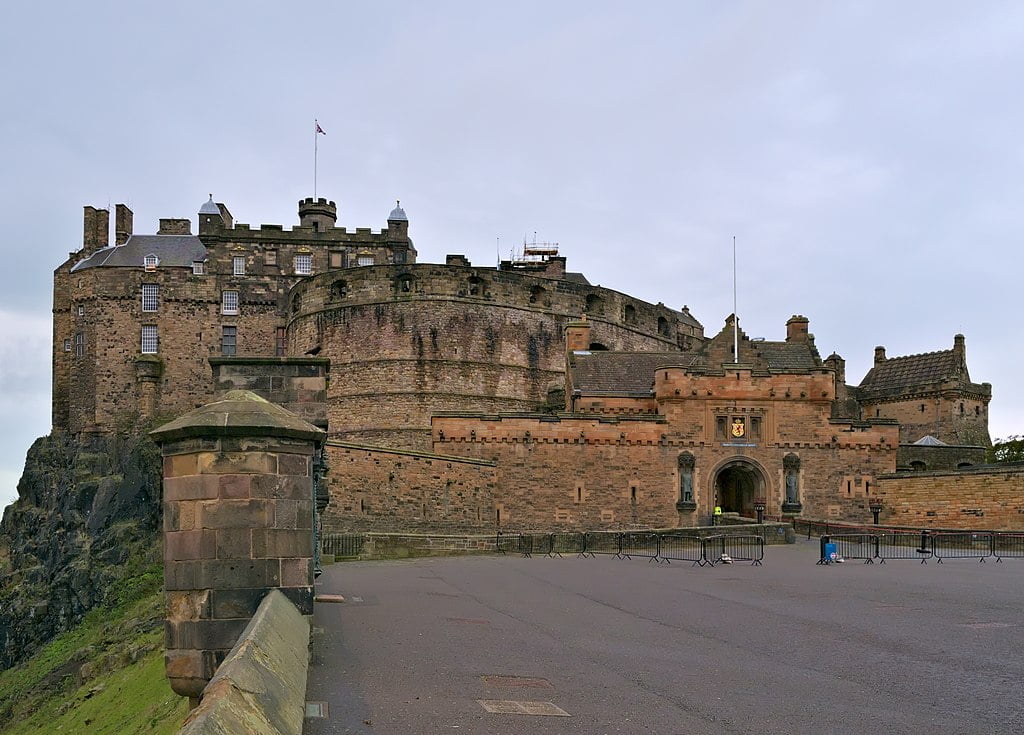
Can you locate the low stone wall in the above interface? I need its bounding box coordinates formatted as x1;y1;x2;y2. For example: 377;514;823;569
323;522;794;561
179;589;309;735
875;464;1024;529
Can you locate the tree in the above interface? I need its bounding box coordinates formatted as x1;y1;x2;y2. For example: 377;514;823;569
987;435;1024;464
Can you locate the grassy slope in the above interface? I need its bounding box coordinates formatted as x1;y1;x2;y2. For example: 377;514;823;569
0;566;187;735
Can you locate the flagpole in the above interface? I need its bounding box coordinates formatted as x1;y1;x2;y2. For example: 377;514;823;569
733;235;738;364
314;119;318;199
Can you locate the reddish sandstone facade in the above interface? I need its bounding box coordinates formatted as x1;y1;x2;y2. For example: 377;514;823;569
53;194;1016;533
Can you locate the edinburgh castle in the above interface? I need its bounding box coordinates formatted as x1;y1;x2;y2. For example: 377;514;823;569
52;195;1022;533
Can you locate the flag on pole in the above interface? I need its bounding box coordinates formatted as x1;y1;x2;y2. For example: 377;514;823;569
316;122;326;135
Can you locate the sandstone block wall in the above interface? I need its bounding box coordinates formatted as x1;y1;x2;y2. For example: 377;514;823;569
210;357;329;429
159;432;316;699
874;465;1024;529
321;441;497;533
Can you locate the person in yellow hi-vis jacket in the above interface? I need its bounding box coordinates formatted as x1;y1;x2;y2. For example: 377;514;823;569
713;505;723;526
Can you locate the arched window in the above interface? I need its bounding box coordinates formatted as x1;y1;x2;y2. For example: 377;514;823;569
910;460;927;472
658;316;671;337
468;276;485;296
585;293;603;315
624;304;636;324
330;279;348;299
957;462;973;469
529;285;546;305
589;342;608;351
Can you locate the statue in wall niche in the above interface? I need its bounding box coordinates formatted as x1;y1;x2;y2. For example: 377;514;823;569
785;472;798;503
783;453;801;508
677;452;696;509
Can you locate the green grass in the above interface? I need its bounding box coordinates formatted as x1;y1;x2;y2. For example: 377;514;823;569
0;566;188;735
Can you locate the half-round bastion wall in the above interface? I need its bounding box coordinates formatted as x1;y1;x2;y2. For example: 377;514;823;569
288;262;703;450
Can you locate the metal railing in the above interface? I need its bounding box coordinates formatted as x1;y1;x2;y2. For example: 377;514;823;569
321;533;365;558
818;530;1024;564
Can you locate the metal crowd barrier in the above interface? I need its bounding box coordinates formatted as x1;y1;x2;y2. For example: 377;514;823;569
992;533;1024;562
658;533;706;566
583;532;622;558
705;534;764;566
830;534;879;564
619;532;660;562
495;531;533;557
321;533;365;558
550;532;586;557
930;532;992;563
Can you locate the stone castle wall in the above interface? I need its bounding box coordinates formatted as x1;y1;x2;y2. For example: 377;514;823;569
287;263;699;450
874;465;1024;529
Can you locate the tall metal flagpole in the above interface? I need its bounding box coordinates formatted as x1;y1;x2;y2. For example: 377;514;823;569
733;235;738;364
314;119;319;200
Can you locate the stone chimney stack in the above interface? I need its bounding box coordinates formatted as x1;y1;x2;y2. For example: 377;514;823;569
158;218;192;235
565;317;592;352
115;204;133;246
953;333;966;372
785;315;809;343
82;206;109;256
874;346;887;365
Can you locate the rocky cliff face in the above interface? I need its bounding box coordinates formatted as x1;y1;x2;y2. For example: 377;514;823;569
0;431;162;670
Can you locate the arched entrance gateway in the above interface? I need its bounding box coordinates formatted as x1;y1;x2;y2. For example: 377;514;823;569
712;459;768;517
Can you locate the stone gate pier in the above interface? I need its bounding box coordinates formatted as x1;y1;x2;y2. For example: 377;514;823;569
150;390;324;704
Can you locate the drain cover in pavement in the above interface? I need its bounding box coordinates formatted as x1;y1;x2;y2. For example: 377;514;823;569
305;701;329;718
477;700;569;716
482;675;552;688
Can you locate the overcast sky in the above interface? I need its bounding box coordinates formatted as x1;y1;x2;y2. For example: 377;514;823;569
1;1;1021;509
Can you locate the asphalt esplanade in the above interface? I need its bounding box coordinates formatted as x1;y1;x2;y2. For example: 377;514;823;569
305;540;1023;735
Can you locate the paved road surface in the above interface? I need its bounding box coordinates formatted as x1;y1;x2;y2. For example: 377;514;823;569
304;540;1024;734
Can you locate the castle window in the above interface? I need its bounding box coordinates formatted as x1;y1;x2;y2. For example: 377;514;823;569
330;279;348;299
395;274;414;293
393;250;407;264
192;261;206;275
275;327;287;356
959;403;964;415
63;338;71;352
140;325;158;354
529;285;546;305
975;406;980;416
74;333;85;357
585;293;603;315
77;305;85;316
329;251;343;269
143;254;158;271
468;276;485;296
294;254;313;275
658;316;671;337
233;256;246;276
750;416;762;440
920;404;925;412
265;250;277;266
221;326;237;356
624;304;636;324
715;416;727;440
356;254;374;267
141;284;159;312
221;290;239;315
910;460;927;472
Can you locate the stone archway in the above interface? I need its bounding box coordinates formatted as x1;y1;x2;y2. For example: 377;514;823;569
712;458;768;517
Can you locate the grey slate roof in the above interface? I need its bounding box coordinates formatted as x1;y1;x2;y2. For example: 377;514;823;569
913;435;948;446
71;234;208;272
572;351;697;393
199;196;220;214
754;342;821;371
858;349;963;397
388;201;408;221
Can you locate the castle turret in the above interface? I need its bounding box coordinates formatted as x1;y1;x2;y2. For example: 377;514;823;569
953;333;966;371
198;195;227;235
298;197;337;231
824;352;847;402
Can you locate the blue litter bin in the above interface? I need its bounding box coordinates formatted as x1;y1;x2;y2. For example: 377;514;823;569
824;542;838;563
